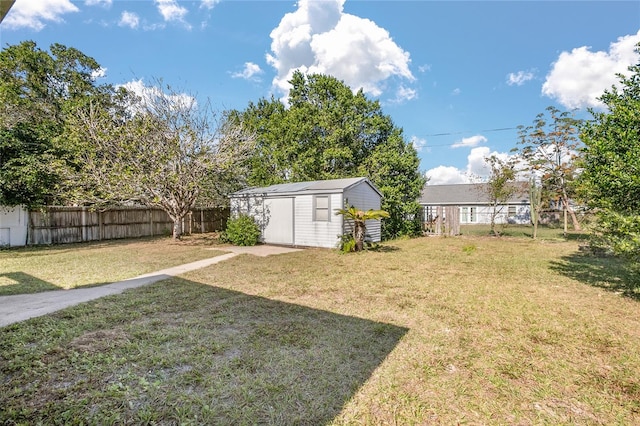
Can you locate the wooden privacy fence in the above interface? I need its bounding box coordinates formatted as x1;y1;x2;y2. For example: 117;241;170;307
28;206;229;245
421;206;460;236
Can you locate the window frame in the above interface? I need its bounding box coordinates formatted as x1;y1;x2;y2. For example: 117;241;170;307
314;195;330;222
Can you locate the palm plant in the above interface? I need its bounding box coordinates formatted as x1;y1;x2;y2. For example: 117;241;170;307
336;205;389;252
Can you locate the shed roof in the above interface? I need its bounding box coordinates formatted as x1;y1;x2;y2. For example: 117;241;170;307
419;182;529;205
230;177;382;198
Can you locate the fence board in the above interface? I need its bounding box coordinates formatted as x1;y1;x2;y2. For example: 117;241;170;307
27;206;229;245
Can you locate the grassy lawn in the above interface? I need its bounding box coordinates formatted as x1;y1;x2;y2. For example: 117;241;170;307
0;235;226;296
1;234;640;424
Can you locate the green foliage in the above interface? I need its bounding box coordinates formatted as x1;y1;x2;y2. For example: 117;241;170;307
0;41;109;207
336;205;389;252
482;155;517;235
223;215;261;246
233;71;424;240
337;233;357;253
578;55;640;259
529;178;543;239
515;106;583;233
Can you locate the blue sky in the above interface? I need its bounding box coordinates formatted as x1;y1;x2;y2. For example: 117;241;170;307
2;0;639;184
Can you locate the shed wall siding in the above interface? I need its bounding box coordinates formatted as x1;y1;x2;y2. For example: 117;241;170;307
343;182;382;242
293;193;343;248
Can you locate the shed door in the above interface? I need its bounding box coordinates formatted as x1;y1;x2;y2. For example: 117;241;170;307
263;198;294;245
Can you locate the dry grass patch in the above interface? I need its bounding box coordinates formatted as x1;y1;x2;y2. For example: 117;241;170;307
0;234;227;295
1;235;640;424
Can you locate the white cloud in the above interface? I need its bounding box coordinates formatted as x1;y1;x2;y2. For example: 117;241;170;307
410;136;427;152
201;0;220;10
267;0;415;101
451;88;461;96
232;62;264;81
119;11;139;29
85;0;112;7
507;70;534;86
155;0;189;25
425;166;471;185
451;135;487;149
91;67;107;80
3;0;78;30
542;30;640;109
418;64;431;73
118;79;196;113
393;85;417;103
426;147;518;185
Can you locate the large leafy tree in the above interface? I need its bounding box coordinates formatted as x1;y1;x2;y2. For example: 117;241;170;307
234;71;425;239
515;106;583;235
0;41;110;207
69;81;255;239
578;59;640;259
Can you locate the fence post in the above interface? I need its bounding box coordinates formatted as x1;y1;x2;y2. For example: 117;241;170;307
98;210;103;241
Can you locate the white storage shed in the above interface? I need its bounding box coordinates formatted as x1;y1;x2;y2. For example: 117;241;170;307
0;206;28;247
229;177;383;248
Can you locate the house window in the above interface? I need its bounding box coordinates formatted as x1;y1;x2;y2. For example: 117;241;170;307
508;206;517;217
314;196;330;221
461;207;476;223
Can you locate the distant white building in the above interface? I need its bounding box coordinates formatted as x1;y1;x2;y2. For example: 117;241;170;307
229;177;383;248
419;182;531;226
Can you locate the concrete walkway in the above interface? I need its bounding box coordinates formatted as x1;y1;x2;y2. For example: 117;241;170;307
0;245;301;328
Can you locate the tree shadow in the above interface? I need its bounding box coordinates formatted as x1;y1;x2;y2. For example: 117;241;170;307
1;278;409;424
549;252;640;300
0;272;60;296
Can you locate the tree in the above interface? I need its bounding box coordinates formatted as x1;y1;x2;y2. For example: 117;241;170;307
529;177;544;240
0;41;110;207
234;71;425;239
516;106;582;236
578;57;640;259
70;81;254;239
336;205;389;252
480;155;517;235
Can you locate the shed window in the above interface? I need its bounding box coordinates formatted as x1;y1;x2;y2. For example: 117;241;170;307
314;196;330;221
508;206;517;217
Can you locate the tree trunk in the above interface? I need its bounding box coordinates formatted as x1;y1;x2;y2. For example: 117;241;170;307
354;221;366;251
172;216;183;240
561;191;581;231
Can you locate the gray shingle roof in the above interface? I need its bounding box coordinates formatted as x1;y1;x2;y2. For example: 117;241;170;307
230;177;382;197
420;183;529;205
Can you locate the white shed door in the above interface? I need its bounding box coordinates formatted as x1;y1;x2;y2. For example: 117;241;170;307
263;198;294;245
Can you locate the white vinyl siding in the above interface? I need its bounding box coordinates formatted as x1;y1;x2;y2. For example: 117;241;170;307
343;182;382;243
295;194;343;247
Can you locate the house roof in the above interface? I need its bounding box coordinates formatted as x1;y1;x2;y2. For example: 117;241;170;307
419;182;529;205
230;177;382;198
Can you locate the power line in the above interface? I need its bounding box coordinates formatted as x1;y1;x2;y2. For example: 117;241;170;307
419;126;518;138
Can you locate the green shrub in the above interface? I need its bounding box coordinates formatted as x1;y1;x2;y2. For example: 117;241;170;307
337;233;356;253
222;215;261;246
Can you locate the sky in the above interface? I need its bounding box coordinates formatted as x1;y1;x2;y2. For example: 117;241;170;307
1;0;639;185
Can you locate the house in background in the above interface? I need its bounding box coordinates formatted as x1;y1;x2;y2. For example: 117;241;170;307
229;177;383;248
419;182;531;228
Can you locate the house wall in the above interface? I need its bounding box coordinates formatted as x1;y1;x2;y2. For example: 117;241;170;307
459;204;530;225
343;182;382;242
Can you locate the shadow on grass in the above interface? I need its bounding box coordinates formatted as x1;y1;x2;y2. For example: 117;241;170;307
549;252;640;300
0;278;408;424
0;272;60;296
